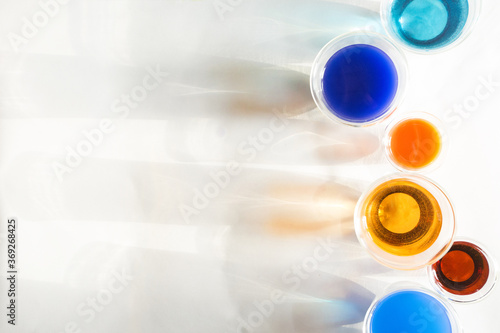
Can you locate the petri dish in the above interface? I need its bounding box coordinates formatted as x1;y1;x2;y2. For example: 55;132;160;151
428;238;497;302
364;284;462;333
381;0;481;53
354;173;455;270
384;112;446;172
310;31;408;127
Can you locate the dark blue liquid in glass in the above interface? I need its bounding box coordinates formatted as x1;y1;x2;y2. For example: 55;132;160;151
322;44;398;124
389;0;469;50
370;290;453;333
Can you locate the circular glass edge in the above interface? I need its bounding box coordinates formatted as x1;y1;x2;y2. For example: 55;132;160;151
383;112;448;173
363;284;462;333
310;31;408;127
427;237;498;303
354;173;456;270
380;0;483;54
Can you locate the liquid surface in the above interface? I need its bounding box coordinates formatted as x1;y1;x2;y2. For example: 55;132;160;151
363;179;442;256
432;241;490;295
389;118;442;169
389;0;469;50
400;0;448;41
441;250;475;282
322;44;398;123
370;290;452;333
379;193;420;233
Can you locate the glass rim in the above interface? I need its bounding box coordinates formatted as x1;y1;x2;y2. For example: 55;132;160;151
427;237;498;303
310;30;408;127
380;0;483;54
384;111;448;173
354;173;456;270
363;283;462;333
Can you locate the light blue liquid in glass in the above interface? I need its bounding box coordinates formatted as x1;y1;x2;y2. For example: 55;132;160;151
370;290;453;333
389;0;469;50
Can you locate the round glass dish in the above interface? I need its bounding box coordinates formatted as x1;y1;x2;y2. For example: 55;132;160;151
428;238;497;303
310;31;408;127
381;0;482;53
364;283;462;333
384;112;447;172
354;173;456;270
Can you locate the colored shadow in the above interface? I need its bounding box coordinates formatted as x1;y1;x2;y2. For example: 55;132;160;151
432;241;490;296
370;290;452;333
389;118;442;169
363;179;442;256
389;0;469;50
322;44;398;123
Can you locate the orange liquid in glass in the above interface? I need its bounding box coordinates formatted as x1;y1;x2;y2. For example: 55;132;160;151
389;118;441;169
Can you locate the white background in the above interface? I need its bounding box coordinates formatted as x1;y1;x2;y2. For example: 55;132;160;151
0;0;499;332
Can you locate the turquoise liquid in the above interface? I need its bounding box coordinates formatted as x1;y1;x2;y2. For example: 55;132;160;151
389;0;469;50
370;290;453;333
322;44;398;124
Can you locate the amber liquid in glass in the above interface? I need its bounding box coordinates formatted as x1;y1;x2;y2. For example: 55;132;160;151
362;179;443;256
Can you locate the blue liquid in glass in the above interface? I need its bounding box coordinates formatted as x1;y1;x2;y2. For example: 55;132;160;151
322;44;398;124
389;0;469;50
370;290;453;333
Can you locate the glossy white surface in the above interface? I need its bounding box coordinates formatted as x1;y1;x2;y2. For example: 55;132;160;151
1;0;499;332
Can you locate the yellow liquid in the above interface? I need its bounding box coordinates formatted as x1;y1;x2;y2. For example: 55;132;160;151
363;179;442;256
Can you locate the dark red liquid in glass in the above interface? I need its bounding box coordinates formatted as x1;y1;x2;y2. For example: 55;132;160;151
432;241;490;296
